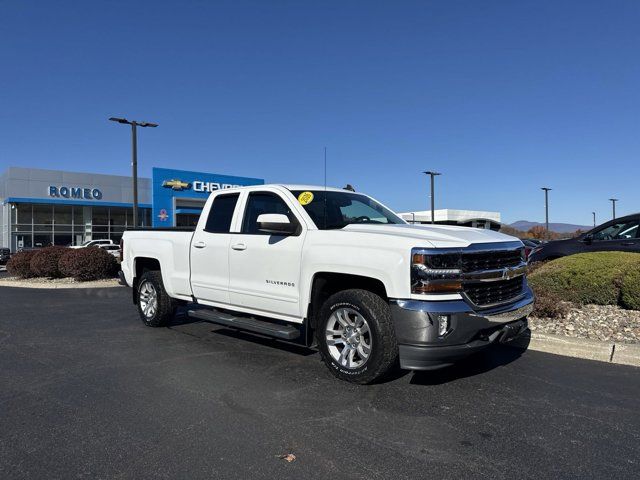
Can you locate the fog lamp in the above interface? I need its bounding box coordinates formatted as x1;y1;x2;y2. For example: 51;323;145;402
437;315;450;336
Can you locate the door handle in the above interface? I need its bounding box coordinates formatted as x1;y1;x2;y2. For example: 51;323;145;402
231;243;247;251
193;241;207;249
621;242;635;246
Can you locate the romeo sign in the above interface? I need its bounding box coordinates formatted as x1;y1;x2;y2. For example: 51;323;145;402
48;185;103;200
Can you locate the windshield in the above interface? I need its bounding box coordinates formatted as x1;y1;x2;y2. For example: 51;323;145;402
290;190;405;230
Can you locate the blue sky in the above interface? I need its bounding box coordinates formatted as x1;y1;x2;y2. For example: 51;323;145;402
1;0;638;225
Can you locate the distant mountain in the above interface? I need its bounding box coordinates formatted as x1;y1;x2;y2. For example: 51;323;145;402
509;220;592;234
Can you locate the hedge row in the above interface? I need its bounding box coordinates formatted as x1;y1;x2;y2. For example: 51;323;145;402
528;252;640;313
7;246;118;282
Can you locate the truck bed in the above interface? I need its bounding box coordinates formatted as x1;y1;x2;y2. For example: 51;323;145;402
122;228;196;300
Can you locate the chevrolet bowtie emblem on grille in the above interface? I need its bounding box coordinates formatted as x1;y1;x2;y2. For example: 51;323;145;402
162;179;191;191
502;266;519;280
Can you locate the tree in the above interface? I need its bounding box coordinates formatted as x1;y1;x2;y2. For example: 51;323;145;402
499;225;526;238
527;226;547;240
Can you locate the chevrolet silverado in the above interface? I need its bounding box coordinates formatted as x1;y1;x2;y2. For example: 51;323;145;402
120;185;533;384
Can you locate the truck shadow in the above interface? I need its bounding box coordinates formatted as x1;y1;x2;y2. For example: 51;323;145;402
168;307;532;383
168;308;316;357
409;339;531;386
213;328;316;357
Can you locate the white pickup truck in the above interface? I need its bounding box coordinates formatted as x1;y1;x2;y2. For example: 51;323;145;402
120;184;533;384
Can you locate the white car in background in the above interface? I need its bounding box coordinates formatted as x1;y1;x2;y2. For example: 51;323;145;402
99;244;121;258
70;239;115;249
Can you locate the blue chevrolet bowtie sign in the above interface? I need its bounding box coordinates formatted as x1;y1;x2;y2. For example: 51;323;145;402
151;167;264;227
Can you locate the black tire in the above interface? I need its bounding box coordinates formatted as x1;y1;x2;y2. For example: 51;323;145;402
316;289;398;384
136;270;175;327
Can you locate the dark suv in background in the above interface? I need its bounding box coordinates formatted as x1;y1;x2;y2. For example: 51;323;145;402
529;213;640;262
0;248;10;266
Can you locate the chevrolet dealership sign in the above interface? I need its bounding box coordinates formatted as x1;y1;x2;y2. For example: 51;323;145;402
193;180;243;192
152;167;264;227
162;178;244;192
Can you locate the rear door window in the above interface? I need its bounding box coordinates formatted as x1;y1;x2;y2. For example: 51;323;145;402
204;194;240;233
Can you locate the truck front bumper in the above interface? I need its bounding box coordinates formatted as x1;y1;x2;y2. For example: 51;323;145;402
389;288;533;370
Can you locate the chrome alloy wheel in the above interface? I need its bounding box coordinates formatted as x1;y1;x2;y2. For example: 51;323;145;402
325;307;372;369
139;281;158;319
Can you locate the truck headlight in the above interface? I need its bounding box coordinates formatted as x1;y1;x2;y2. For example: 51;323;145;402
411;251;462;294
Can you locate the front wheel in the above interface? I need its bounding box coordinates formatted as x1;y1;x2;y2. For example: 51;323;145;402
136;270;175;327
316;289;398;384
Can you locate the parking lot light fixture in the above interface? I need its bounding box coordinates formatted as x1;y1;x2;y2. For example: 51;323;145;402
423;171;441;224
592;211;596;227
609;198;618;219
541;187;551;240
109;117;158;228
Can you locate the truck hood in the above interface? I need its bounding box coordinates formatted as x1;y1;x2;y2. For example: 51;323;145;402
341;223;520;248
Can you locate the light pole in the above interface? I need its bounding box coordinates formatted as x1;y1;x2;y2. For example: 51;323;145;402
541;187;551;240
109;117;158;227
592;211;596;227
423;171;441;224
609;198;618;220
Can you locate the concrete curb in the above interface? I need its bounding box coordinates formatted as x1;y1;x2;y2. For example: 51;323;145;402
510;331;640;367
0;279;121;289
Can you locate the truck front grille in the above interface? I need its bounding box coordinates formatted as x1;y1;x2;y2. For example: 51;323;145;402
463;277;524;307
412;242;528;307
460;250;523;272
422;248;524;272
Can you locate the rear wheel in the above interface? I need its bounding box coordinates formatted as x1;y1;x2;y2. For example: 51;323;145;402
136;270;175;327
317;289;398;384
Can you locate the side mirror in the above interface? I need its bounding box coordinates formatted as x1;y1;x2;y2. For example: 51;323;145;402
581;234;593;245
257;213;298;235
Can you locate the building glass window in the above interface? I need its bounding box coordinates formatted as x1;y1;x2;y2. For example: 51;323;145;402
176;214;200;227
54;205;73;226
92;207;109;226
74;206;83;226
140;208;151;227
33;233;52;248
54;233;73;246
15;204;32;225
109;208;128;227
6;202;145;251
33;204;53;225
14;234;32;250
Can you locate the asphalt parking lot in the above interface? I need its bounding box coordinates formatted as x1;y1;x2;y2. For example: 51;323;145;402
1;286;639;479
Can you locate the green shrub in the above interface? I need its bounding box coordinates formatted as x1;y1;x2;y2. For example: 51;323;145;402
30;246;69;278
620;267;640;310
6;250;38;278
58;247;118;281
528;252;640;309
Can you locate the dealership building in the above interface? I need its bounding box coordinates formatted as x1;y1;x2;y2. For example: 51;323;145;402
0;166;263;252
398;209;502;230
0;165;502;252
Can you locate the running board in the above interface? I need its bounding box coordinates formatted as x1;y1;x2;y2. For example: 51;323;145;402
187;308;300;340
